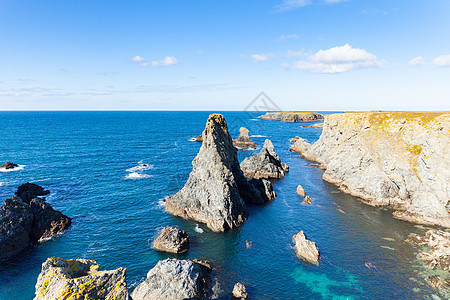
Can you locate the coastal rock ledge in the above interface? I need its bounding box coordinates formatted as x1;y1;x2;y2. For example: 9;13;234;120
289;111;450;228
166;114;276;232
34;257;129;300
259;111;324;123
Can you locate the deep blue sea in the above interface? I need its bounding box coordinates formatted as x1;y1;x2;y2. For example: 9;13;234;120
0;111;442;299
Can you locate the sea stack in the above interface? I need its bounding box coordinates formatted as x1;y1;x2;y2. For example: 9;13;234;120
240;139;289;179
34;257;128;300
289;112;450;228
166;114;274;232
293;231;320;264
233;127;258;149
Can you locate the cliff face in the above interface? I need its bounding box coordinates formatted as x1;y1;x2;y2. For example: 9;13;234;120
258;111;324;123
290;112;450;227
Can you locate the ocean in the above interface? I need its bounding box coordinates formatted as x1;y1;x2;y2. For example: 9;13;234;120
0;111;441;299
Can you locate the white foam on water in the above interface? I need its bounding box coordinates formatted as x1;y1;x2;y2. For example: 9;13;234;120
126;164;154;173
250;135;266;138
194;224;204;233
0;165;25;172
0;182;3;186
250;119;258;121
125;172;152;180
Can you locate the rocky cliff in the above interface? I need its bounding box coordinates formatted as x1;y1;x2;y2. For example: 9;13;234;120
259;111;324;123
166;114;275;232
290;111;450;227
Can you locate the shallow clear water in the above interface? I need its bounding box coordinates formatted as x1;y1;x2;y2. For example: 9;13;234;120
0;111;442;299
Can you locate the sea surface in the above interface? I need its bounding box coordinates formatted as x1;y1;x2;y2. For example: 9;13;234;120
0;111;443;299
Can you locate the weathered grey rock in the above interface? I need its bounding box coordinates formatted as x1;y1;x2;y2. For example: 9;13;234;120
303;196;312;205
259;112;324;123
34;257;128;300
296;185;306;197
131;258;221;300
0;184;71;259
290;112;450;228
233;127;258;149
293;231;319;264
248;178;276;203
240;140;289;179
302;123;324;129
166;114;275;232
406;229;450;271
0;162;19;169
153;227;190;254
232;282;248;299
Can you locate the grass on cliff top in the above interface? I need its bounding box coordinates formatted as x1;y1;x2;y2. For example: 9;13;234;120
276;111;320;114
344;111;450;128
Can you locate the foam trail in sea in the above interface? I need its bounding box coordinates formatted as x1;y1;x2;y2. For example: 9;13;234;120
0;165;25;172
194;224;204;233
125;173;152;180
125;162;154;179
250;135;266;138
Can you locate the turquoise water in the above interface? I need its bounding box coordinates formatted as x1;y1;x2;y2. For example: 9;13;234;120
0;111;441;299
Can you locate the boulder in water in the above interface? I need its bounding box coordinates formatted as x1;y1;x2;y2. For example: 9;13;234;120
0;162;19;170
293;231;319;264
153;227;190;254
296;185;306;197
16;183;50;204
232;282;249;299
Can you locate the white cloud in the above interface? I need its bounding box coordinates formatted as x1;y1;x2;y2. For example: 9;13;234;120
251;53;274;62
151;56;179;67
277;34;299;41
132;55;148;67
276;0;347;11
292;44;381;73
409;56;425;66
433;54;450;67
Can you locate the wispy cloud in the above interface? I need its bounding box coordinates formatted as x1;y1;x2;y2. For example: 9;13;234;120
276;0;348;11
251;53;274;62
286;50;305;58
409;56;425;66
277;34;299;41
290;44;381;73
151;56;179;67
132;55;148;67
433;54;450;67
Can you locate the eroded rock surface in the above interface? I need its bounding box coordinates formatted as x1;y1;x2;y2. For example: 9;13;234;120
293;231;319;264
233;127;258;149
131;258;221;300
153;227;190;254
0;185;71;259
34;257;128;300
16;183;50;204
406;229;450;271
296;185;306;197
166;114;275;232
0;162;19;170
290;112;450;228
232;282;248;299
241;139;289;179
259;112;324;123
302;123;324;129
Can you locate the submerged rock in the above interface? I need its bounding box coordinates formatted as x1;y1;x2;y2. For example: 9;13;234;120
240;139;289;179
0;162;19;170
131;258;221;300
0;184;71;259
166;114;275;232
258;112;324;123
34;257;128;300
293;231;319;264
406;229;450;271
233;127;258;149
232;282;248;299
153;227;190;254
296;185;306;197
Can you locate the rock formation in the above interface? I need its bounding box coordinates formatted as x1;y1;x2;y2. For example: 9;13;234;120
302;123;324;129
303;196;312;205
166;114;275;232
16;182;50;204
153;227;190;254
194;135;203;142
291;136;300;143
131;258;221;300
296;185;306;197
293;231;319;264
0;184;71;259
232;282;248;299
258;111;324;123
233;127;258;149
240;139;289;179
290;112;450;228
34;257;128;300
0;162;19;170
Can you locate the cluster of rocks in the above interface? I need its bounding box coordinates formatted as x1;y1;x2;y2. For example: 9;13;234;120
0;183;71;259
258;111;324;123
166;114;277;232
194;126;258;149
0;162;19;170
296;184;312;205
240;139;289;180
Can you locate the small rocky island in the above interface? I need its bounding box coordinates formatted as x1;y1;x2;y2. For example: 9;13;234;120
166;114;276;232
153;226;190;253
233;127;258;149
34;257;128;299
0;162;19;170
259;111;324;123
240;139;289;179
290;111;450;228
0;183;71;259
293;231;320;264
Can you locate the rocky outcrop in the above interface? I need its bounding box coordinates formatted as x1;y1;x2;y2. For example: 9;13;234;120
240;140;289;179
303;196;312;205
293;231;319;264
302;123;324;129
0;162;19;169
406;229;450;271
232;282;248;299
296;185;306;197
259;111;324;123
153;227;190;254
194;135;203;142
291;136;300;143
0;184;71;259
34;257;128;300
166;114;275;232
233;127;258;149
131;258;221;300
290;112;450;228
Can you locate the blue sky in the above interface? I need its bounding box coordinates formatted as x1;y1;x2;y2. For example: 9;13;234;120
1;0;449;110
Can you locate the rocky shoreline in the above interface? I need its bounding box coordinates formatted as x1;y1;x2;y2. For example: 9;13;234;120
258;111;324;123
